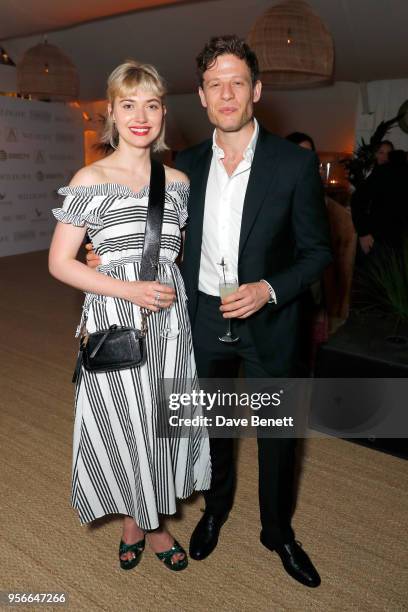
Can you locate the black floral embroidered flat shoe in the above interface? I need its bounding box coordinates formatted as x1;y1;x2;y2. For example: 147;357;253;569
119;537;145;570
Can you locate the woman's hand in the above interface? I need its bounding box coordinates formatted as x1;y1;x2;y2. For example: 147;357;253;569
125;280;175;312
359;234;374;254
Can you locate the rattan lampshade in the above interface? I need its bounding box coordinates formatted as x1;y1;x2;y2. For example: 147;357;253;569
17;41;79;101
247;0;334;89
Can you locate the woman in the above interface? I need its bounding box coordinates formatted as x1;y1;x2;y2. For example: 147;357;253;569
49;60;211;571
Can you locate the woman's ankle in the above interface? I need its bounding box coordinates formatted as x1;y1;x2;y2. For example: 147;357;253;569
122;518;144;543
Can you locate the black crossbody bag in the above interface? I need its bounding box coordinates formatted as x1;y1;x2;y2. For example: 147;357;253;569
72;159;166;382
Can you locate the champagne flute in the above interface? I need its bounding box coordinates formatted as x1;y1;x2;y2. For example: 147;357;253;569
219;275;240;343
159;270;179;340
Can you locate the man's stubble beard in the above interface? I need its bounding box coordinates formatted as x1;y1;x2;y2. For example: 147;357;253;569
211;114;254;135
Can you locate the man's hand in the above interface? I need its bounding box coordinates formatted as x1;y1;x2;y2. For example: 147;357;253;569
85;242;101;268
359;234;374;254
220;282;270;319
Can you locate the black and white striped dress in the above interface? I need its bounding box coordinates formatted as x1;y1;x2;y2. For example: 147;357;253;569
53;182;211;530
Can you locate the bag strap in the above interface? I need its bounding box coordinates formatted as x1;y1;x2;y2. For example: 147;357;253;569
78;160;165;341
139;158;166;281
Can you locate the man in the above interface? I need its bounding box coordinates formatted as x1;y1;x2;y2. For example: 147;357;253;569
351;140;394;256
175;36;331;588
351;142;408;256
87;35;332;587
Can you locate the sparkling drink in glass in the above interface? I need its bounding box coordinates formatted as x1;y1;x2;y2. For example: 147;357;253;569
219;277;239;343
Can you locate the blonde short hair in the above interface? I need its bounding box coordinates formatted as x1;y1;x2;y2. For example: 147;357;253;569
101;60;168;153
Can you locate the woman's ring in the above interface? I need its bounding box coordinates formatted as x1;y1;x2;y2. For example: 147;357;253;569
155;292;161;305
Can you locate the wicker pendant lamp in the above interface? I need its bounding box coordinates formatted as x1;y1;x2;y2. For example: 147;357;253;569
17;39;79;101
247;0;334;89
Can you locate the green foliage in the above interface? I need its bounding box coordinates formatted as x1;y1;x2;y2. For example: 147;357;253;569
354;237;408;321
341;113;403;187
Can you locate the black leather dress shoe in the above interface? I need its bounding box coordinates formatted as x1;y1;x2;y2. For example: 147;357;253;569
260;535;321;588
189;512;228;560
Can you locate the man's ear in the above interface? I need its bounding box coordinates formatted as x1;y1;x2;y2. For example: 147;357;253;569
163;104;167;117
198;86;208;109
253;80;262;104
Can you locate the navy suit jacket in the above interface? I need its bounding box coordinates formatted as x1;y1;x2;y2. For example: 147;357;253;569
175;125;332;375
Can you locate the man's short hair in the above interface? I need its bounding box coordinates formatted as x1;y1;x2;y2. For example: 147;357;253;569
196;35;259;86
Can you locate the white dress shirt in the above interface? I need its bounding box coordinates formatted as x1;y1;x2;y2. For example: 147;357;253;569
198;118;276;303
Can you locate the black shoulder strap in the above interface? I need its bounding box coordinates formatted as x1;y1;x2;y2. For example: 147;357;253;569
139;158;165;281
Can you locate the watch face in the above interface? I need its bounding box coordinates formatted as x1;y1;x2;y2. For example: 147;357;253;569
398;100;408;134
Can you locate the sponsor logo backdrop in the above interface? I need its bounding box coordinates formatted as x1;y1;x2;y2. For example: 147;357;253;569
0;97;83;256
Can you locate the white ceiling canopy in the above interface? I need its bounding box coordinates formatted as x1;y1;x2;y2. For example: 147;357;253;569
0;0;191;40
1;0;408;98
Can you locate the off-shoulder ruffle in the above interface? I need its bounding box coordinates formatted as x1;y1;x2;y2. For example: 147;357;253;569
166;183;189;228
57;181;190;200
52;208;104;229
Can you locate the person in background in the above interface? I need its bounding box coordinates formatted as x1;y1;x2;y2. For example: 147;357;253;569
49;60;211;573
374;140;394;168
351;140;395;255
286;132;357;339
286;132;323;365
286;131;316;151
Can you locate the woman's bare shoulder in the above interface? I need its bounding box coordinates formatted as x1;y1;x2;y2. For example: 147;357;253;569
164;165;189;186
69;162;109;187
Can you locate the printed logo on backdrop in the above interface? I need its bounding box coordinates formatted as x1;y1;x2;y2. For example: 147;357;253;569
18;192;47;201
0;97;83;256
35;150;46;163
39;229;53;238
31;208;48;224
22;132;52;142
30;110;51;122
0;173;31;181
0;150;30;161
0;109;25;118
13;229;36;242
0;235;10;243
36;171;65;181
6;128;18;142
54;115;73;124
0;193;12;206
49;153;75;161
3;213;28;223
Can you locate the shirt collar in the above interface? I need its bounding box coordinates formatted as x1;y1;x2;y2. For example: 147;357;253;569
212;118;259;163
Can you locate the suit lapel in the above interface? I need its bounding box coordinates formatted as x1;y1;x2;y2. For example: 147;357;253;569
187;144;212;245
184;143;212;285
238;128;278;259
